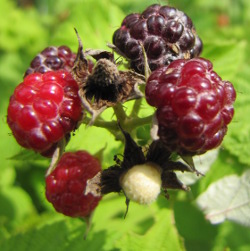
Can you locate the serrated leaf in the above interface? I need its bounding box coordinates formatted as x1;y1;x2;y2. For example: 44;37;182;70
115;207;185;251
222;67;250;165
50;0;125;49
90;194;156;250
1;195;156;251
0;0;48;52
0;217;106;251
196;169;250;226
202;40;246;80
8;149;48;162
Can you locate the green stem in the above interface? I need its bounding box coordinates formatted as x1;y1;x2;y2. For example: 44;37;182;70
130;99;142;118
128;115;153;128
81;103;153;142
83;116;118;131
113;103;127;124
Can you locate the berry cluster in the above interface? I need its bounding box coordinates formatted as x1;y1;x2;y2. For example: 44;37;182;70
46;151;102;217
6;4;236;226
145;58;236;155
112;4;202;74
7;70;82;157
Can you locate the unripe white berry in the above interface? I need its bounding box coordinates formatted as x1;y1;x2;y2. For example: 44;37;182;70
120;162;162;205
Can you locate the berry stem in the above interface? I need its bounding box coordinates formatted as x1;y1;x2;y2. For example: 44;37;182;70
130;99;142;118
81;102;153;142
113;103;128;125
83;116;118;131
129;114;153;128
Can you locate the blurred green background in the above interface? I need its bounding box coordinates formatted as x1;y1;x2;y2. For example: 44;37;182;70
1;0;250;250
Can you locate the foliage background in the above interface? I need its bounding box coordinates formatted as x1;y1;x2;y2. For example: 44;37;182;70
0;0;250;250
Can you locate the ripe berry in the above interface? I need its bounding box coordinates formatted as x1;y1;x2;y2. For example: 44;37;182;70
24;46;76;77
7;70;82;157
120;163;162;205
112;4;202;74
45;151;102;217
145;58;236;155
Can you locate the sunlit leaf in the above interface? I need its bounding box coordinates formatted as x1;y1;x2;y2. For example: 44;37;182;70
222;66;250;166
115;206;185;251
196;170;250;226
202;40;246;81
50;0;125;49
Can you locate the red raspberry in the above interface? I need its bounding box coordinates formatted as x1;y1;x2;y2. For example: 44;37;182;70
24;46;76;77
112;4;202;74
45;151;102;217
145;58;236;155
7;70;82;157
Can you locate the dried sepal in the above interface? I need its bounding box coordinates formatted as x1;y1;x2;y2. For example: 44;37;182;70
85;48;114;62
180;154;204;176
72;33;145;124
84;171;102;197
101;165;123;194
45;136;69;177
109;42;152;80
139;41;151;80
71;29;90;84
161;171;189;191
146;140;172;167
150;113;160;141
79;60;145;124
107;42;126;60
120;127;145;169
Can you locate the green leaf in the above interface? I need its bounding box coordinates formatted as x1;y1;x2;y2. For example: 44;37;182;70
50;0;125;49
7;149;49;162
0;186;37;231
196;169;250;226
115;205;185;251
0;0;48;52
0;167;16;187
174;200;219;251
0;216;107;251
0;194;157;251
92;194;156;250
222;66;250;165
195;149;245;195
201;40;246;80
66;122;121;168
212;221;250;251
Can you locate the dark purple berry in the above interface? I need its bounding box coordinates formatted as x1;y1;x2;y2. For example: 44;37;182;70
112;4;203;74
24;46;76;78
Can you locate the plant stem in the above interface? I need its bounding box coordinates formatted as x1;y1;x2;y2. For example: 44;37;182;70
82;103;153;141
128;115;153;128
130;99;142;118
113;103;127;124
83;116;118;131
